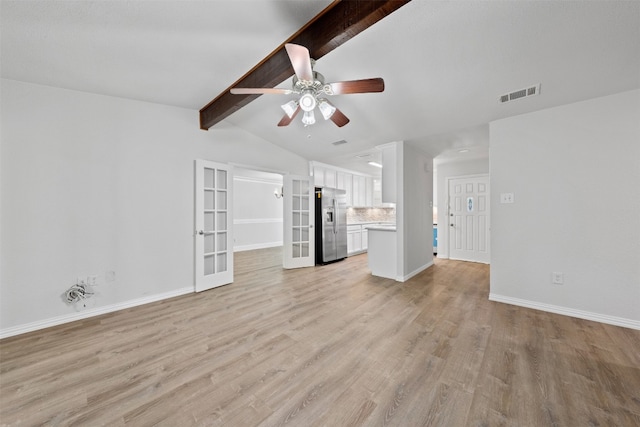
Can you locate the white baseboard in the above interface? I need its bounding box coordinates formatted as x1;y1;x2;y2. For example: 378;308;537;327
397;260;434;282
0;287;193;339
234;241;283;252
489;293;640;330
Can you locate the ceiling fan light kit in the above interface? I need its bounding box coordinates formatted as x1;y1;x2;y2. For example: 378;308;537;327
318;99;336;120
281;100;298;118
230;43;385;128
299;90;317;112
302;110;316;126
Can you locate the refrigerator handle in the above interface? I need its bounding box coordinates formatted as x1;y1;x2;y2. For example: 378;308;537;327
333;198;340;234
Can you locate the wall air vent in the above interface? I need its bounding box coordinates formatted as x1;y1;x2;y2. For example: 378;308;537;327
332;139;348;146
499;83;541;104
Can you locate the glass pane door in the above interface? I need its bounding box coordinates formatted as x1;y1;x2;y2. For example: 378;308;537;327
195;160;233;291
283;175;314;269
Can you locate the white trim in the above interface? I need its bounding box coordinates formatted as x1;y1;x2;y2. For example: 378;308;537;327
234;241;283;252
233;218;283;225
309;160;373;178
227;162;288;176
489;293;640;330
396;260;434;282
233;175;283;185
0;287;193;339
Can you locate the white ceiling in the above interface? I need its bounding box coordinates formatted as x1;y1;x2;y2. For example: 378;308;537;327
2;1;639;175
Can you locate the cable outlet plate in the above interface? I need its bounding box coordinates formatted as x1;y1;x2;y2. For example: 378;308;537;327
552;272;564;285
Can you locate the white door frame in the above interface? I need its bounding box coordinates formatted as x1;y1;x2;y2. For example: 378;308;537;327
444;173;490;262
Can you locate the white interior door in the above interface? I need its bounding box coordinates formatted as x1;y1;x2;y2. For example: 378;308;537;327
448;175;490;263
194;160;233;291
283;175;315;269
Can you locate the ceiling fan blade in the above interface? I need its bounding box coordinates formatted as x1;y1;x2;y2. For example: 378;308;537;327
327;78;385;95
285;43;314;83
230;88;292;95
329;106;350;127
277;105;301;127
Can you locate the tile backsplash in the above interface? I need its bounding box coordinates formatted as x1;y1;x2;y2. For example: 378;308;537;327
347;207;396;224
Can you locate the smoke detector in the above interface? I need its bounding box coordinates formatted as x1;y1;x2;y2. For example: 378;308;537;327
499;83;541;103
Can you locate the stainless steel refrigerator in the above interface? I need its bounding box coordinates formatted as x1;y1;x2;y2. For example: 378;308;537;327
315;187;347;264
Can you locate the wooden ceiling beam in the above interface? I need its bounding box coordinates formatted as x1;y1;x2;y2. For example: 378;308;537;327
199;0;411;130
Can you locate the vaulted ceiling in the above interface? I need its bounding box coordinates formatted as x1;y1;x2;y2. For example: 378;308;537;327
2;1;639;174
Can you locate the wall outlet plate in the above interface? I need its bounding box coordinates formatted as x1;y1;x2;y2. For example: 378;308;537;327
500;193;515;204
552;272;564;284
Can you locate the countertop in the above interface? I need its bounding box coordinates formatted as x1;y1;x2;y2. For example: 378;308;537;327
347;221;396;226
365;224;397;232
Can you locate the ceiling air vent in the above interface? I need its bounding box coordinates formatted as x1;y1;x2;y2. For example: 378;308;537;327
499;83;541;104
332;139;348;146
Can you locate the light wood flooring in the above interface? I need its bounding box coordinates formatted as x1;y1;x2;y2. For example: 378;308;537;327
1;251;639;426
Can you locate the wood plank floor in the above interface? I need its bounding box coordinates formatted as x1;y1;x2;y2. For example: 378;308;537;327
1;253;639;426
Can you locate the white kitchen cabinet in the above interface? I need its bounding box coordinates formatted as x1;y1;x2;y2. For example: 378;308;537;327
336;171;353;206
347;224;362;255
365;177;373;207
313;166;325;187
344;173;353;206
372;178;382;206
336;171;346;190
310;161;373;207
352;175;367;206
324;169;336;188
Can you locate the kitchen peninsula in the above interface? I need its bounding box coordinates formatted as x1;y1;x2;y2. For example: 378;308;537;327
366;224;397;280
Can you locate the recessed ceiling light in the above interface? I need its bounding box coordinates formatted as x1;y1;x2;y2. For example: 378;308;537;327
368;161;383;168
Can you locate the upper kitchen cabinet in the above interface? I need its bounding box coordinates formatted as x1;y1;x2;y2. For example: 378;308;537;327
310;161;373;207
336;171;353;206
313;166;336;188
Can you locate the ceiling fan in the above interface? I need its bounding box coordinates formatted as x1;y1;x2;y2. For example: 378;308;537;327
230;43;385;128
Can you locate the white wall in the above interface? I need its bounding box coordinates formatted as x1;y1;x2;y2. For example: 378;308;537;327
397;142;434;280
233;171;283;251
435;158;490;257
0;79;308;335
490;89;640;328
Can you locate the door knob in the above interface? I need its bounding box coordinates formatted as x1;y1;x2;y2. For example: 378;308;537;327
198;230;204;235
450;224;454;227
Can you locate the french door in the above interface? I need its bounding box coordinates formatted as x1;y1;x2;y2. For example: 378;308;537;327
194;160;233;291
283;175;315;269
448;175;490;263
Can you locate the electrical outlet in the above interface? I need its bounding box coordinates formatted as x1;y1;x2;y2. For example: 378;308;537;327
552;272;564;285
500;193;515;204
